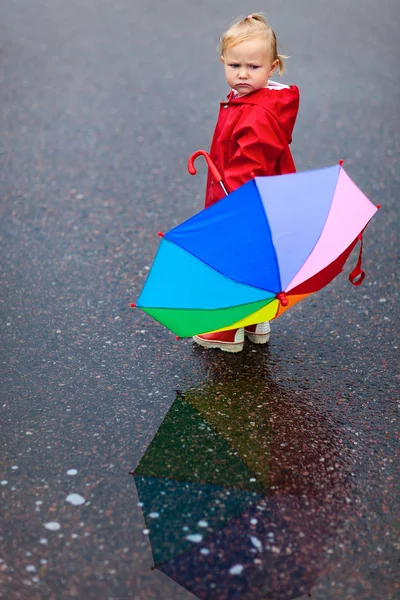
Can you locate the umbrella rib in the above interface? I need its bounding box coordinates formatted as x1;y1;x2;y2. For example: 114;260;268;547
253;181;283;292
141;298;275;312
162;237;279;298
285;166;342;291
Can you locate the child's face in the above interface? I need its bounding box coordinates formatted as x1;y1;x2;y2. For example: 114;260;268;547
221;37;278;96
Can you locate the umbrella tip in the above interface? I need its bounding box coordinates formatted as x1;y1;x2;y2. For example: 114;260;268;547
176;335;180;340
130;303;136;308
339;159;344;166
276;292;289;307
158;231;164;237
376;204;381;209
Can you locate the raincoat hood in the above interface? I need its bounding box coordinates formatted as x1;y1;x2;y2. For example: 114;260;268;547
227;82;299;144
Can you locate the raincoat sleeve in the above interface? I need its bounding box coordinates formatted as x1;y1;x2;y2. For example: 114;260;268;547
223;106;284;192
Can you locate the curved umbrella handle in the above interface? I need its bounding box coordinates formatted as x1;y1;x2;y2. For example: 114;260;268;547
188;150;221;180
188;150;229;196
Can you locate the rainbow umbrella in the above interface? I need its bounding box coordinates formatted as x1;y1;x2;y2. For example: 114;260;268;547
132;153;379;338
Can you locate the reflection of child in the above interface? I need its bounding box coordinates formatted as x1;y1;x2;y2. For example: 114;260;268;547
193;13;299;353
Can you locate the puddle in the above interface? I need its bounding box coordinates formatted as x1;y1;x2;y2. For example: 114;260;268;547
133;354;352;599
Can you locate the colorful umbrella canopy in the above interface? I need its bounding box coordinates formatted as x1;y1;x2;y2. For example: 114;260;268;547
133;162;378;337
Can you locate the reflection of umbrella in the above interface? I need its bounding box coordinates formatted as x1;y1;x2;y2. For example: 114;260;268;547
134;393;265;567
132;155;379;337
133;372;351;599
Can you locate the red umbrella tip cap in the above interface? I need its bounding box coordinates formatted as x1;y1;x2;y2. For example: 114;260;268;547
130;303;136;308
176;335;180;340
276;292;289;307
158;231;164;237
339;159;344;166
376;204;381;209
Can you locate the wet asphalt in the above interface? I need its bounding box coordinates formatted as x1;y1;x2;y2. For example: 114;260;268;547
0;0;399;599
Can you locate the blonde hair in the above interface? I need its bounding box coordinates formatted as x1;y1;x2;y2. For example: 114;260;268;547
219;13;287;76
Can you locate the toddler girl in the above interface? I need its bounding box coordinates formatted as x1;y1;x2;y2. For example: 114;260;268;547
193;13;299;353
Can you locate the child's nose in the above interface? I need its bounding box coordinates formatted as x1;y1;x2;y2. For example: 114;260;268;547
239;68;248;79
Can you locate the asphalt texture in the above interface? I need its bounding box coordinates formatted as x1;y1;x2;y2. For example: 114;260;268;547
0;0;399;599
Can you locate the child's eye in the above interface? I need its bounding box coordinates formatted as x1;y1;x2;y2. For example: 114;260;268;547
250;65;260;70
229;64;240;68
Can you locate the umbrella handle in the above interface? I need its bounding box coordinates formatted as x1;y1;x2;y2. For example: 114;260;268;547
188;150;229;196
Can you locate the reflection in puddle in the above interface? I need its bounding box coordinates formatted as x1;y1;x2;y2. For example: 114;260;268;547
133;355;351;599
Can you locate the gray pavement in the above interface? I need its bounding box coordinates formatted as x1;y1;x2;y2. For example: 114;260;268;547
0;0;399;598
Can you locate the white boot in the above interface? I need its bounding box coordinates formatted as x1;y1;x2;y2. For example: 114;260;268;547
244;322;270;344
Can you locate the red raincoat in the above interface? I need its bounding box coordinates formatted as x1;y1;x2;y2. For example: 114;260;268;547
205;83;300;208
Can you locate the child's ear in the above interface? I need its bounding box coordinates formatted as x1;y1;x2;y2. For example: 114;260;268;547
269;59;279;76
220;55;225;65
